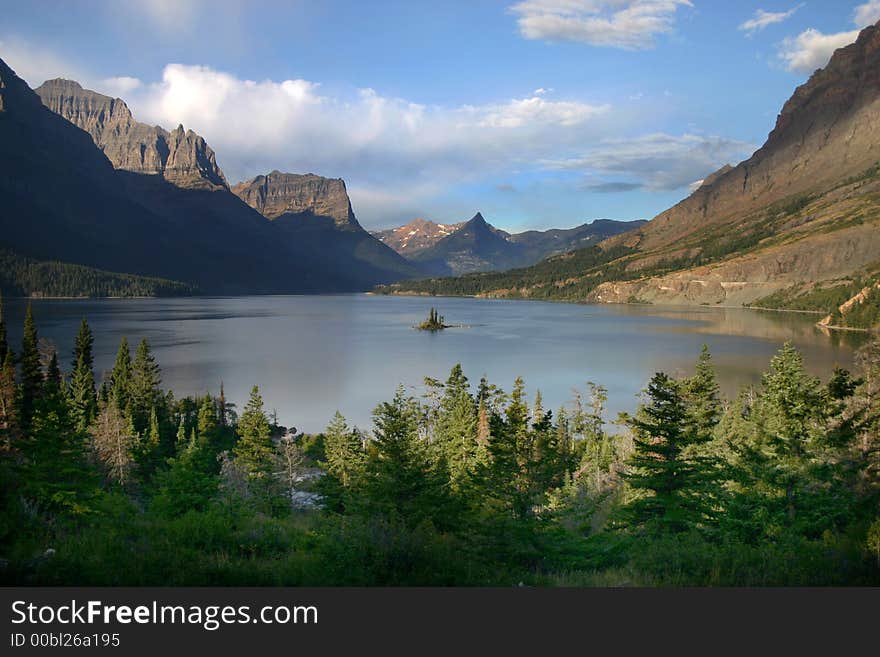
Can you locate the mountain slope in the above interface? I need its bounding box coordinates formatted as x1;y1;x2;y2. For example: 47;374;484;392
232;171;421;284
385;21;880;310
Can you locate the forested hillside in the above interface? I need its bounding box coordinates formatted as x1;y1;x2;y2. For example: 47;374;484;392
0;250;197;297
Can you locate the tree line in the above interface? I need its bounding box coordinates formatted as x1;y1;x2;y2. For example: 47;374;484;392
1;301;879;585
0;250;197;298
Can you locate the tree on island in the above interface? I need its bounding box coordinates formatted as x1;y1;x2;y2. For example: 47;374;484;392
416;307;449;331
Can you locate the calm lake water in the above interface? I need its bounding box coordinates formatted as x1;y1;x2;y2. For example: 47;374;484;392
3;295;866;433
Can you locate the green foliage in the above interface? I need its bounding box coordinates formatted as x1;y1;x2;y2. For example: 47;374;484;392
2;313;880;587
416;307;448;330
621;373;720;534
233;386;275;481
0;249;197;298
68;319;97;433
17;303;42;433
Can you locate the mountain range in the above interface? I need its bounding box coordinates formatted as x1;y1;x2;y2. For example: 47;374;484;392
374;214;644;276
0;63;416;295
386;21;880;328
1;60;637;296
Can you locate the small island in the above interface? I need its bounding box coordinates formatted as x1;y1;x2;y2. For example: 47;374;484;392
416;307;451;331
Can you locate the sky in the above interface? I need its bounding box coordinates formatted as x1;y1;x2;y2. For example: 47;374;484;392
2;1;878;231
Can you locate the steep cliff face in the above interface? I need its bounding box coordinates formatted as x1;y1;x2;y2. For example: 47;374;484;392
232;170;421;283
35;79;227;190
232;172;359;228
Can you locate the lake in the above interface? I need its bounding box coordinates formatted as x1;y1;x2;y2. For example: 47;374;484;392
2;295;866;433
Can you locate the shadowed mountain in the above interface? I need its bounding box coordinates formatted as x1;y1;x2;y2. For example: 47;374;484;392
1;61;418;293
411;213;523;275
232;172;421;284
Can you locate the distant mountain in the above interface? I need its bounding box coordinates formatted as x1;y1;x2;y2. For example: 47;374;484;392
388;213;643;275
411;213;524;275
36;78;227;190
372;218;464;256
509;219;647;262
385;21;880;315
0;61;418;294
233;172;420;284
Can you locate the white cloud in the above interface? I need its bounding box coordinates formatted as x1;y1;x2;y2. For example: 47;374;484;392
542;133;755;191
509;0;692;50
100;76;143;96
738;6;801;35
112;63;622;223
854;0;880;26
777;1;880;73
779;28;860;72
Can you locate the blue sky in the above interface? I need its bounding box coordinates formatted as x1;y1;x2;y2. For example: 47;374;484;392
2;1;877;230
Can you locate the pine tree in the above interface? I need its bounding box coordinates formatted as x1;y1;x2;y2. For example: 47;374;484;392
483;377;540;521
18;303;43;433
24;349;93;512
68;319;97;433
436;365;479;490
0;352;17;448
110;337;132;412
129;339;161;433
234;386;275;480
685;344;722;437
621;372;718;534
0;293;8;366
368;386;448;525
323;411;366;489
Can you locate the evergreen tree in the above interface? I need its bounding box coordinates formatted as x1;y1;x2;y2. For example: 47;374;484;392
68;319;97;433
233;386;275;480
0;352;17;448
483;377;539;521
24;351;92;512
323;411;366;490
621;372;718;533
110;337;133;412
130;339;161;433
685;344;722;437
18;303;43;433
0;293;8;366
436;365;479;490
151;433;219;517
368;386;449;525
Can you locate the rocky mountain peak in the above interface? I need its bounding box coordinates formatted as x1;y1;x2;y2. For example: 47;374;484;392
231;172;360;228
35;79;228;191
371;218;465;256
